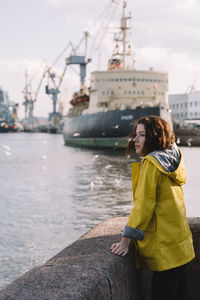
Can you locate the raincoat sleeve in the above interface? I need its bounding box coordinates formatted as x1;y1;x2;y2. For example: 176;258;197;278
122;159;160;240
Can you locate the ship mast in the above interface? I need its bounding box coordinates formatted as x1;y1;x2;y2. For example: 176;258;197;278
110;0;134;70
121;0;131;69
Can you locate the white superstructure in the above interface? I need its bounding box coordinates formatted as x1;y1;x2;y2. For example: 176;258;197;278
84;69;168;114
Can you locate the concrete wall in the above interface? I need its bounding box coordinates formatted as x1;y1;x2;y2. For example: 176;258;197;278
0;217;199;300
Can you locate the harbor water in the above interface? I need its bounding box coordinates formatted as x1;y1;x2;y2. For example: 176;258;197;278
0;132;200;289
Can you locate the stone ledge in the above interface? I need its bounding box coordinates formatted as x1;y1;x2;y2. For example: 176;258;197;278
0;217;199;300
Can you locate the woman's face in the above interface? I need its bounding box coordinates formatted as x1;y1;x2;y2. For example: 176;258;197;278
133;124;146;156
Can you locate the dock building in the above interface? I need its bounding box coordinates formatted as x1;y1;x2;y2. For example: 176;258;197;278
168;91;200;120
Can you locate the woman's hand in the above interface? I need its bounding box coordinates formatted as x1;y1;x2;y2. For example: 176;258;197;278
110;237;131;256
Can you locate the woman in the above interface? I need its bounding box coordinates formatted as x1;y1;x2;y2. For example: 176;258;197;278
110;116;195;300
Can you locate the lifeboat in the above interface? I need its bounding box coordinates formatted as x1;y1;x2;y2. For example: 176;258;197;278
108;58;122;70
70;93;89;106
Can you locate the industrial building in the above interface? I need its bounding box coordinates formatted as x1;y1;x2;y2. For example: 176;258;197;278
168;91;200;120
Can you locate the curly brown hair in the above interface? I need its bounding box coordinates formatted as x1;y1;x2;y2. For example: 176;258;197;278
126;116;175;156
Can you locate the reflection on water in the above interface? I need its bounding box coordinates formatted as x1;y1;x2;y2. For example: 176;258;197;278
0;133;199;289
71;149;138;231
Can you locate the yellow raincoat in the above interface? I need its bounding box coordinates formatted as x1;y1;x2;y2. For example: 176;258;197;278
123;150;195;271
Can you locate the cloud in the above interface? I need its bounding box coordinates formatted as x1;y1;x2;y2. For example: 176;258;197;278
1;0;200;120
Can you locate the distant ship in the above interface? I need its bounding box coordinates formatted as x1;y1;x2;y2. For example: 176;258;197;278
63;0;172;148
0;87;20;133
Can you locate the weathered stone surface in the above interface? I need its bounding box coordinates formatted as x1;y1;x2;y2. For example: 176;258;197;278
0;217;199;300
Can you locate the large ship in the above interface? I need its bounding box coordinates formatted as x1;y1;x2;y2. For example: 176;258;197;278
63;0;172;148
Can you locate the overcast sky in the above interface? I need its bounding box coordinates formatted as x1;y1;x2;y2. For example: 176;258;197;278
0;0;200;119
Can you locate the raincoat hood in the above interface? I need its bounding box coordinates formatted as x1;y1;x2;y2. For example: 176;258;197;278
144;144;186;186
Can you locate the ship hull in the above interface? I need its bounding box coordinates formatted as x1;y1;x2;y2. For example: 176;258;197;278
63;106;172;148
